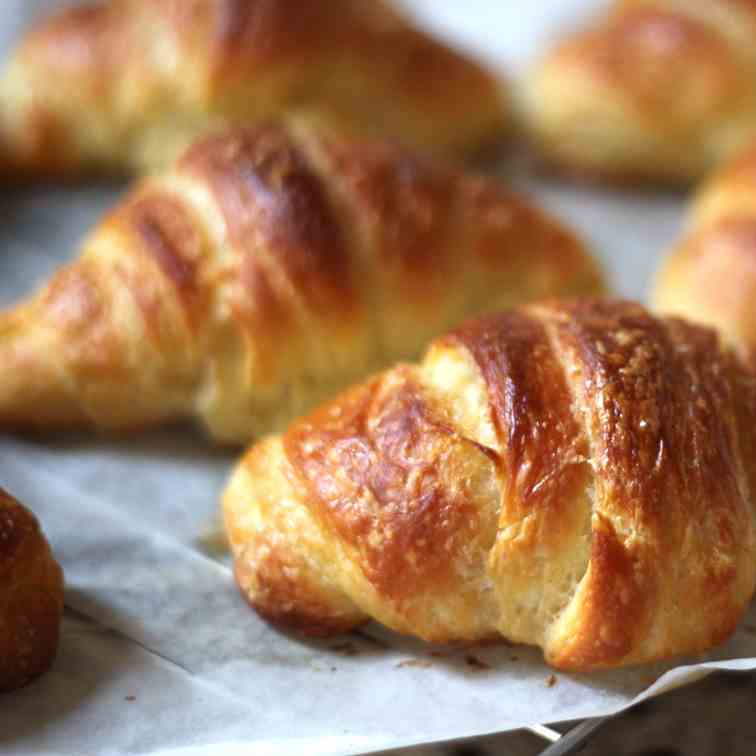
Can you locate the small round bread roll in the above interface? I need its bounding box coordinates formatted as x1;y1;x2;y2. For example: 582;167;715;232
0;488;63;692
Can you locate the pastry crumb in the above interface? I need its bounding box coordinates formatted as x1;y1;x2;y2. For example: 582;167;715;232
351;629;391;649
465;654;490;671
396;659;432;669
329;641;358;656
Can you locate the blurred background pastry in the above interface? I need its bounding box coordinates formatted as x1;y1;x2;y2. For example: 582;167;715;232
652;139;756;362
524;0;756;185
0;0;508;178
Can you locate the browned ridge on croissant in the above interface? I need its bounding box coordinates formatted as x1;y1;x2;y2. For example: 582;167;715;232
0;121;603;443
224;298;756;671
0;488;64;692
0;0;507;178
525;0;756;184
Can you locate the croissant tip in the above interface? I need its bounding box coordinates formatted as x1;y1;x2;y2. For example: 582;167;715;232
0;313;85;432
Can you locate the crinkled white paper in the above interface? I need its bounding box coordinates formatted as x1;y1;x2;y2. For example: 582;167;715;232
1;2;755;755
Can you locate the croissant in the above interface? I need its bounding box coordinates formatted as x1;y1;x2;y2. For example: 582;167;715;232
0;121;603;443
0;0;507;178
524;0;756;184
652;139;756;361
0;488;64;692
224;298;756;672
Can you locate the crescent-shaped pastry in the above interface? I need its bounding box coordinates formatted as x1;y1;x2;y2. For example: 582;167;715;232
0;0;507;178
0;121;603;443
525;0;756;184
225;299;756;671
652;139;756;361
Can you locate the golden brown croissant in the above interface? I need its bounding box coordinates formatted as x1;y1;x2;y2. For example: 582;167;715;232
0;121;603;443
0;0;507;178
652;139;756;360
524;0;756;184
0;488;64;692
224;298;756;672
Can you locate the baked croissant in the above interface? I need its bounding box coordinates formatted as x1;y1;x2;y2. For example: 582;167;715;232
0;0;507;178
0;488;64;692
0;121;603;444
652;139;756;361
524;0;756;184
224;298;756;672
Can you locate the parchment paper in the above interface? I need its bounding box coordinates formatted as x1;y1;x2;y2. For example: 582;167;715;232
1;2;755;755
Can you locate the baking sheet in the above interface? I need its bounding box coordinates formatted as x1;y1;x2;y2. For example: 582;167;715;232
1;2;755;755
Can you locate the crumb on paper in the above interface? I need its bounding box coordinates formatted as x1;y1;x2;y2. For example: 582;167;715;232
477;637;515;649
546;675;557;688
351;629;391;649
396;659;432;669
195;522;230;557
465;654;490;671
510;655;519;662
329;641;359;656
125;695;136;702
330;666;337;672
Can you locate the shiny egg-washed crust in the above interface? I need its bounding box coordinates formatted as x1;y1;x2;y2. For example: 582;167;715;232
224;299;756;672
524;0;756;185
0;0;507;178
652;140;756;362
0;121;603;444
0;488;64;692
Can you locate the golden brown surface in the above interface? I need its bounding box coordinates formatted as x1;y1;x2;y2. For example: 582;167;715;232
652;139;756;361
224;299;756;671
0;0;507;178
0;120;603;444
524;0;756;184
0;488;63;693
